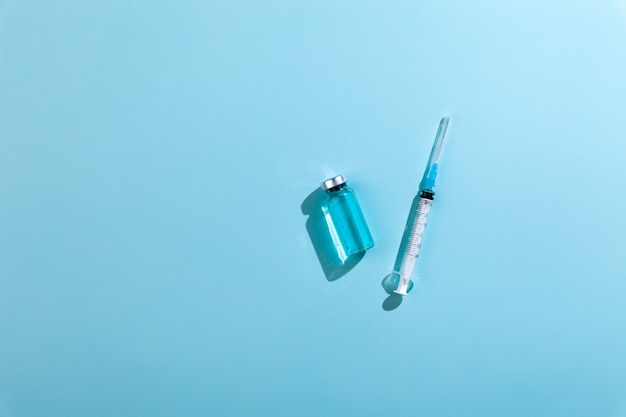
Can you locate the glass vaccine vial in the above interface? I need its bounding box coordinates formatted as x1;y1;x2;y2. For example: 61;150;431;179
321;175;374;263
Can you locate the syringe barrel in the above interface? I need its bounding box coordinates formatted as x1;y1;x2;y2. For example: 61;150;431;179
394;191;434;295
405;192;433;258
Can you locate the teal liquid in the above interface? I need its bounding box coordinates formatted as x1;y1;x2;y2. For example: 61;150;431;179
323;186;374;263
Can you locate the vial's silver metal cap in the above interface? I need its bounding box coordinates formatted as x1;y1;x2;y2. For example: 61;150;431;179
321;174;347;191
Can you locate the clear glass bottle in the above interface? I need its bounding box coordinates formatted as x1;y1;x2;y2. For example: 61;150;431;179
321;175;374;263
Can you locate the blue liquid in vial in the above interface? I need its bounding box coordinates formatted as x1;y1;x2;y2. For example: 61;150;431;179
322;182;374;263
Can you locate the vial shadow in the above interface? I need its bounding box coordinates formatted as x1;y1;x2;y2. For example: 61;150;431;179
380;194;421;311
301;188;366;281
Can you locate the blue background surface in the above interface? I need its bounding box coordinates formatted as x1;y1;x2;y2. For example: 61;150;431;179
1;0;626;416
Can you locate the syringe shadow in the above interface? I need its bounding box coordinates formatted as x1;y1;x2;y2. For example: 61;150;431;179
301;188;365;281
381;194;421;311
382;293;403;311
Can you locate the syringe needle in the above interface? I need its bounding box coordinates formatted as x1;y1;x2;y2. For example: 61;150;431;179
431;117;450;165
421;117;450;192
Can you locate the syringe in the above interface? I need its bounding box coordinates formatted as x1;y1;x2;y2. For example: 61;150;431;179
393;117;450;295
